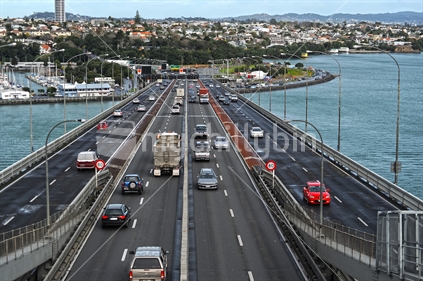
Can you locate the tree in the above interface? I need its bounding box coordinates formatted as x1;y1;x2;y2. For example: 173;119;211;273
135;10;141;24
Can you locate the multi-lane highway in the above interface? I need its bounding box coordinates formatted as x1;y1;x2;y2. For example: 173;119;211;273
0;77;406;280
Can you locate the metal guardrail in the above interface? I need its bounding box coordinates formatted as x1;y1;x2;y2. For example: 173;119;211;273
0;85;153;188
231;90;423;211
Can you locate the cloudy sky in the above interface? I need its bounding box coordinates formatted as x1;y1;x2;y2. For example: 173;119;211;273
0;0;421;19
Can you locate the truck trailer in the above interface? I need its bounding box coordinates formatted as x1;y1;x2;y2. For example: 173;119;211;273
153;131;181;176
199;88;209;103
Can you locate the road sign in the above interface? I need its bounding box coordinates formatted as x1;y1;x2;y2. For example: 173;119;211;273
95;159;106;171
266;160;276;172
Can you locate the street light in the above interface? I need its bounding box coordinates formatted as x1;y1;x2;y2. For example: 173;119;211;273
280;53;308;122
63;52;90;132
286;119;325;226
0;42;16;48
309;51;342;151
30;48;65;152
356;45;401;184
45;119;85;227
85;54;108;119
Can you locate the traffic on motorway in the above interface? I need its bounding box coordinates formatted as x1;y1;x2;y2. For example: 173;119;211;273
1;77;404;281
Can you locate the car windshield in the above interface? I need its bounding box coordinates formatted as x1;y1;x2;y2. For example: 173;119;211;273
252;128;261;132
125;176;139;182
105;209;123;216
196;126;206;131
200;172;215;179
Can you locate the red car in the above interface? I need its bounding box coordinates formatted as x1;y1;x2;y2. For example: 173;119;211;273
97;121;108;130
303;181;331;205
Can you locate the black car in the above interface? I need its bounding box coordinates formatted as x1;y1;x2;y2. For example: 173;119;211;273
223;98;231;105
101;203;131;228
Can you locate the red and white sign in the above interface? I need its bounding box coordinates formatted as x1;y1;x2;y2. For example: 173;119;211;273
95;159;106;171
265;160;276;172
137;69;141;74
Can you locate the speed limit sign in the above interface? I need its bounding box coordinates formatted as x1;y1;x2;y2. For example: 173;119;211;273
95;159;106;171
265;160;276;172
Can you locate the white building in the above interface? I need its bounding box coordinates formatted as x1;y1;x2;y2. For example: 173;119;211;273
57;83;111;97
0;89;30;100
55;0;65;23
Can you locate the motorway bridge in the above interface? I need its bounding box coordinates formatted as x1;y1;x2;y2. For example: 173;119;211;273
1;78;423;281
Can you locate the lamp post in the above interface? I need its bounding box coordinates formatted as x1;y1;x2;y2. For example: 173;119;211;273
85;54;108;119
45;119;85;227
357;45;401;184
309;51;342;151
280;53;308;122
63;52;90;133
286;119;325;226
30;48;65;152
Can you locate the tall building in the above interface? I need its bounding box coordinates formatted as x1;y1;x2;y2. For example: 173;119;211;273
55;0;65;22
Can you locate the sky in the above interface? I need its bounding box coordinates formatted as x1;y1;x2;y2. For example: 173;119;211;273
0;0;422;20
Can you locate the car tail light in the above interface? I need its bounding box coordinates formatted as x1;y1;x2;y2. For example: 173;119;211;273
129;270;133;281
119;215;126;220
102;215;108;220
161;270;165;280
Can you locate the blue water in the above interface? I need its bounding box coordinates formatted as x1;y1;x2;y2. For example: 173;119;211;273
0;54;422;198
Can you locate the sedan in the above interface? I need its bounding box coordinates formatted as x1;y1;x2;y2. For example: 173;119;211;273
223;98;231;105
113;109;123;117
149;95;156;101
137;104;146;112
303;181;331;205
250;126;264;138
132;98;140;104
121;174;143;195
197;168;218;190
213;136;229;150
101;203;131;228
218;95;226;102
97;121;108;130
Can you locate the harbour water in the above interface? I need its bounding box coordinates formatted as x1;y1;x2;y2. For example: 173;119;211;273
0;53;422;198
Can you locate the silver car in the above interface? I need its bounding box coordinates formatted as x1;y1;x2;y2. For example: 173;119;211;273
197;168;218;190
213;136;229;150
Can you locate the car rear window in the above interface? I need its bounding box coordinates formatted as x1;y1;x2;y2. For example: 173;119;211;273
105;209;122;216
132;258;161;269
78;153;94;161
125;176;139;182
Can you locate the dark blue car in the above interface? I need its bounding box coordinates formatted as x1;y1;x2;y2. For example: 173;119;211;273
121;174;143;195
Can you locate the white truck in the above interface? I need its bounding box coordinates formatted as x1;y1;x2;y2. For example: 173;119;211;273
176;88;184;98
194;141;211;161
153;132;181;176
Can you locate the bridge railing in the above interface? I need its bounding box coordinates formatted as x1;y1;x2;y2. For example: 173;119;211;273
231;89;423;211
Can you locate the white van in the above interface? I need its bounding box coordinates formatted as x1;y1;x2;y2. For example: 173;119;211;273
76;151;98;170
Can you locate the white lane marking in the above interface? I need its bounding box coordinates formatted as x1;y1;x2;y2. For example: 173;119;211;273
140;197;144;205
334;196;342;203
121;249;128;261
213;154;216;158
229;209;234;217
237;235;243;246
146;181;149;187
50;179;56;185
65;167;70;172
132;219;137;228
220;175;223;181
302;168;308;172
224;190;228;196
358;217;368;226
150;169;153;174
290;156;296;161
96;141;99;145
216;163;219;168
30;195;39;202
103;135;107;138
3;216;14;225
248;271;254;281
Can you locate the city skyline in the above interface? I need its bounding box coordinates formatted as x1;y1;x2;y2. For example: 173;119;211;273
0;0;422;20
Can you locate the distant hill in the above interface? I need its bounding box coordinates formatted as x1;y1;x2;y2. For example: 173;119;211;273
217;12;423;25
27;11;423;25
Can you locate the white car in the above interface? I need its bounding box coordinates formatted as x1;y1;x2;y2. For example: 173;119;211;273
250;127;264;138
149;95;156;101
171;104;180;114
113;109;123;117
137;104;146;112
132;98;140;104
